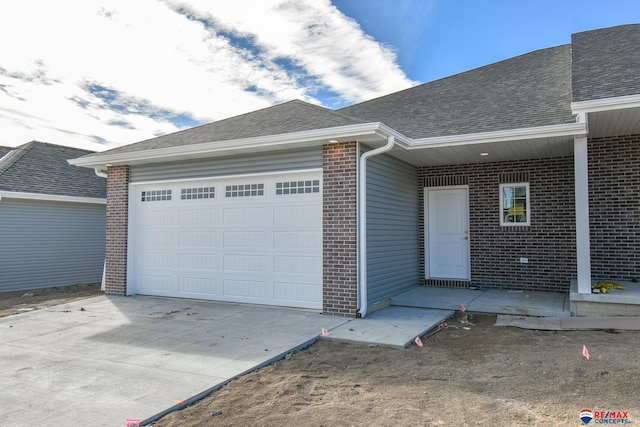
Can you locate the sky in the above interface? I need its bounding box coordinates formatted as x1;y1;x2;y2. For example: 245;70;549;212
1;0;639;152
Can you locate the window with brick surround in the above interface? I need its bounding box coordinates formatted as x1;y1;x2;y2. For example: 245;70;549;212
500;183;530;226
141;189;172;202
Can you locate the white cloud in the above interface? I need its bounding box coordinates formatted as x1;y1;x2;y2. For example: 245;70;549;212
0;0;413;151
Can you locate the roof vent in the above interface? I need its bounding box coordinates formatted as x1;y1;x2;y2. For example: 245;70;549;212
0;149;15;164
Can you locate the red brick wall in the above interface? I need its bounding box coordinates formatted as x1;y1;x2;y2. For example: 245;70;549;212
105;165;129;295
419;157;577;292
323;142;358;316
588;134;640;281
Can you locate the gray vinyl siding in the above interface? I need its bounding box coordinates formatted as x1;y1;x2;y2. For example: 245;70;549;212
130;147;322;182
0;198;105;292
366;153;419;305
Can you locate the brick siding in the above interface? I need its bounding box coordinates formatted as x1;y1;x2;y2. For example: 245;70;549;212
588;134;640;281
105;165;129;295
323;142;358;316
419;157;577;292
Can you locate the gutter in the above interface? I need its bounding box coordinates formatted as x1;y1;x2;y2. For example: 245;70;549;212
0;191;106;204
357;134;396;318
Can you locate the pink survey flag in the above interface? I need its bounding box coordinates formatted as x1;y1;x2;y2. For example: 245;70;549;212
582;344;590;360
459;304;467;312
414;336;423;347
321;328;330;336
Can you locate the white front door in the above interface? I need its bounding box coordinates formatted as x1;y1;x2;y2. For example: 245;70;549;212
426;187;470;280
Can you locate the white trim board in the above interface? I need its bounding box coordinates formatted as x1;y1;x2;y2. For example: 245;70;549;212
0;191;106;205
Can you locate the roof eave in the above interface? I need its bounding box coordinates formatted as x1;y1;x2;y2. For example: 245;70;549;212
571;93;640;114
69;122;404;169
403;121;587;149
0;191;106;204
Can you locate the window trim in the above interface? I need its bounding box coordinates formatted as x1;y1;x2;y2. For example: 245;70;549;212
499;182;530;226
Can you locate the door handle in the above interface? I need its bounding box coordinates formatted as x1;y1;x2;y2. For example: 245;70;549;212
463;236;468;240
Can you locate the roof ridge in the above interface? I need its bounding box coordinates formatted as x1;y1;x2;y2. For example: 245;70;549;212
290;99;365;124
340;44;570;113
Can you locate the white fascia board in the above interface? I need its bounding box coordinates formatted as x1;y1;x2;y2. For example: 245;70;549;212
69;122;393;169
403;122;587;149
0;191;106;204
571;94;640;114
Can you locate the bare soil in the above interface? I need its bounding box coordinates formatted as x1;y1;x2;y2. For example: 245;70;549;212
2;286;637;425
0;283;102;317
153;313;639;427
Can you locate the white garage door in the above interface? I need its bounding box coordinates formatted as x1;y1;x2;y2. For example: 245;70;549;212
129;171;322;309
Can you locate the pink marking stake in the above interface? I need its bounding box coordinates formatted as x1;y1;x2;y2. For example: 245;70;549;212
582;345;590;361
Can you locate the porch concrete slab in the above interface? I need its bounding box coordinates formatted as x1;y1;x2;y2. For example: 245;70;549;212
0;295;348;427
323;306;454;349
390;286;482;310
469;290;569;317
391;286;570;317
496;315;640;330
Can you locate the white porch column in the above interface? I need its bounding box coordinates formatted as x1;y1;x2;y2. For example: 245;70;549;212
574;136;592;293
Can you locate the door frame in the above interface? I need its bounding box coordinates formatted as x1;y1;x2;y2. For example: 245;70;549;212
424;185;470;280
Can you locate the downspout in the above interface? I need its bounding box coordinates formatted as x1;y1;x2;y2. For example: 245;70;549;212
95;168;108;178
358;134;395;318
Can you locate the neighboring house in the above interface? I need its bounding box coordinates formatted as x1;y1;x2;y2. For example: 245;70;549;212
71;24;640;317
0;141;106;292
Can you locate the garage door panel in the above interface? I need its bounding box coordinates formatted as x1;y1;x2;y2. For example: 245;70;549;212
274;255;321;274
131;171;322;309
179;208;217;225
223;279;266;299
179;231;217;248
223;206;266;225
138;275;173;293
273;205;320;226
273;231;321;249
178;277;217;295
223;231;266;248
274;281;320;304
223;254;266;272
139;209;174;226
138;231;175;249
178;253;218;270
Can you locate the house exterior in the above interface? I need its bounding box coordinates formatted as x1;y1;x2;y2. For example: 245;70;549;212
0;141;106;292
71;24;640;317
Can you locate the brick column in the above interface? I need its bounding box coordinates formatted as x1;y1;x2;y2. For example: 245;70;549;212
322;141;358;316
105;165;129;295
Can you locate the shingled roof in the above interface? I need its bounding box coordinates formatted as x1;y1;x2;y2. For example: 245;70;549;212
90;100;365;157
340;45;575;139
72;24;639;165
0;141;106;199
572;24;640;103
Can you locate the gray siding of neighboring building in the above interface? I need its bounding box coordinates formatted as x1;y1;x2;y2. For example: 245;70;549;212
0;198;105;292
130;147;323;182
366;153;420;304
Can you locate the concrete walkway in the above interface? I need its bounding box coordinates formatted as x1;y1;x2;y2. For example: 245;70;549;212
392;286;570;317
0;296;349;426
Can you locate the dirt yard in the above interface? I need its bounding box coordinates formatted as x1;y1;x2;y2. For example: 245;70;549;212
152;312;639;427
1;286;637;426
0;283;102;318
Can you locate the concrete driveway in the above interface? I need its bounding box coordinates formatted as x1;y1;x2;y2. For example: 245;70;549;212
0;295;348;426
